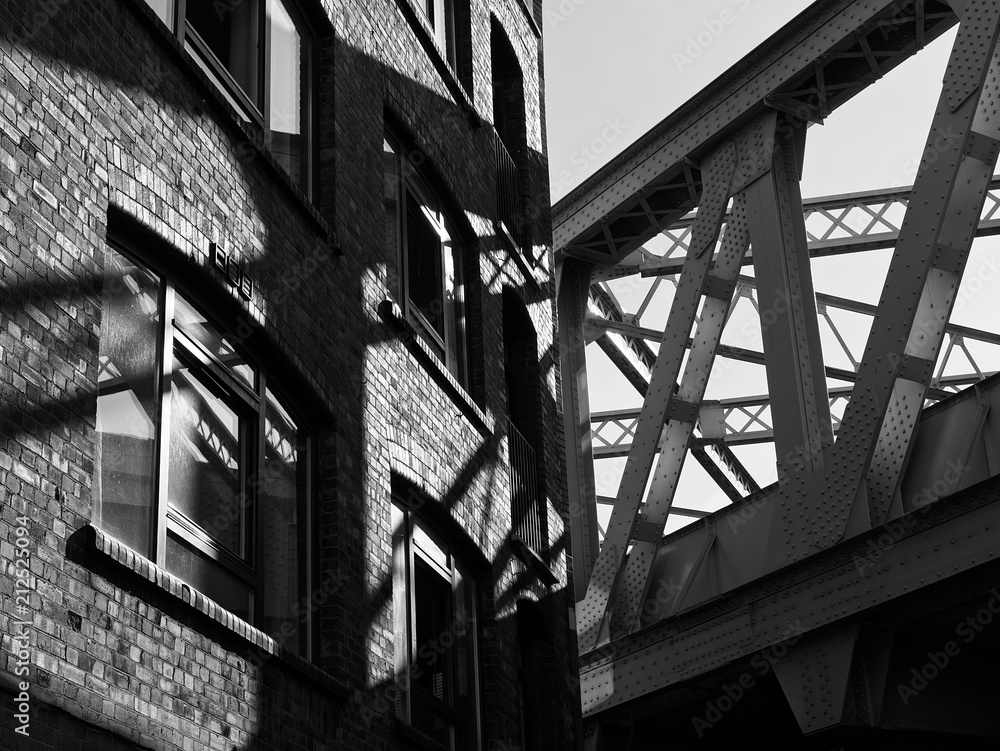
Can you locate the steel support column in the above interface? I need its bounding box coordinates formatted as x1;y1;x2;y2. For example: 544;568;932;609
608;192;751;638
574;142;739;650
558;257;601;596
744;114;832;480
820;0;1000;542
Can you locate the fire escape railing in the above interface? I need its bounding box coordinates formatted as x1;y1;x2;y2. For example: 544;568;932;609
507;417;543;553
495;132;524;250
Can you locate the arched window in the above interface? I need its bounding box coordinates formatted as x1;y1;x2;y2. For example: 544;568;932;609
94;241;313;655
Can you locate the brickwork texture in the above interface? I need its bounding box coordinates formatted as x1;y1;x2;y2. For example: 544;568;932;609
0;0;582;748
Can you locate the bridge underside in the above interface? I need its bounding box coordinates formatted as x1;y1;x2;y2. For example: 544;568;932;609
554;0;1000;746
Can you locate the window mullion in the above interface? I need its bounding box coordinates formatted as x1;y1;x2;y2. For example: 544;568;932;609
153;285;177;568
253;375;266;612
301;19;313;196
406;512;419;723
303;416;315;661
174;0;187;42
261;0;272;138
400;182;411;312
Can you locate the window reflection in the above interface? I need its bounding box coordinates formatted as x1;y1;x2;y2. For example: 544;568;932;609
96;250;162;555
173;294;255;387
95;243;311;656
166;532;252;622
267;0;303;188
186;0;258;104
258;389;306;653
182;0;311;195
167;356;245;556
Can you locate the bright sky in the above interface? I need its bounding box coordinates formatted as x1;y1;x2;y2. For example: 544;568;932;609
542;2;1000;533
544;0;814;202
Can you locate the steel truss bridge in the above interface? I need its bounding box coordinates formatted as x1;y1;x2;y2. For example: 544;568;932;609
555;1;1000;747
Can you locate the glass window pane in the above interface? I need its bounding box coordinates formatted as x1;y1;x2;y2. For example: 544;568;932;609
166;532;251;622
412;693;452;748
385;138;401;283
413;557;453;702
186;0;258;103
257;389;306;653
167;357;246;556
143;0;173;27
267;0;304;191
184;42;253;122
406;193;445;338
96;247;162;556
173;294;255;387
454;570;480;747
444;241;466;383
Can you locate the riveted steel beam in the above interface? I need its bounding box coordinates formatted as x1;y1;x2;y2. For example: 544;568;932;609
575;142;742;651
635;175;1000;276
609;190;752;639
745;113;833;479
822;1;1000;543
579;477;1000;716
555;1;958;262
558;258;601;595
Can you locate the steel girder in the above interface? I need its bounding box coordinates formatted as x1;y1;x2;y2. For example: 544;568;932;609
616;175;1000;277
743;114;833;479
558;257;601;595
786;0;1000;556
575;141;746;648
579;475;1000;717
554;0;958;263
558;0;1000;731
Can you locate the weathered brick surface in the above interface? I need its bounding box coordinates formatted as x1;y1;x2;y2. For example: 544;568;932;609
0;0;580;748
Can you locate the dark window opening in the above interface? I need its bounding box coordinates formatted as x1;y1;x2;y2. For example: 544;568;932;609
392;499;482;750
491;17;528;250
517;601;552;751
503;290;545;553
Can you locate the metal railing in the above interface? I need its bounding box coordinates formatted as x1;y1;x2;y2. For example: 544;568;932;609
495;133;524;250
507;418;543;553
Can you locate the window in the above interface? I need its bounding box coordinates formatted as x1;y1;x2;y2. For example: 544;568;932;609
490;18;527;249
422;0;457;70
392;500;482;750
384;130;469;385
503;291;545;554
94;243;312;656
144;0;313;196
411;0;473;95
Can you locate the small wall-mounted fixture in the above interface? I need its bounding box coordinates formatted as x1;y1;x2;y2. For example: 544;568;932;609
239;264;253;300
209;241;254;300
210;241;229;274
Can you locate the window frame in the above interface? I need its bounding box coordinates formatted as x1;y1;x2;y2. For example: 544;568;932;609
147;0;316;198
392;499;483;750
422;0;458;70
384;129;470;387
95;240;315;658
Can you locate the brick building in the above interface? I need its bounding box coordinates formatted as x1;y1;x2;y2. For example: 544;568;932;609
0;0;581;748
